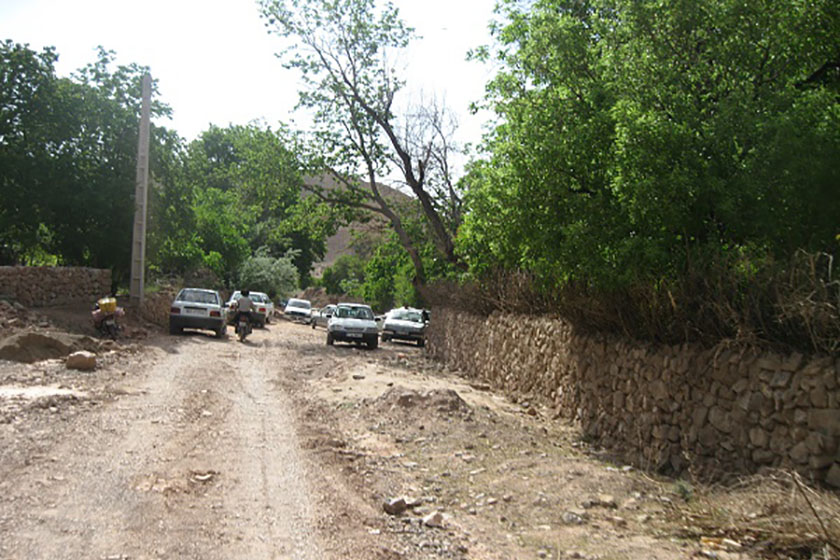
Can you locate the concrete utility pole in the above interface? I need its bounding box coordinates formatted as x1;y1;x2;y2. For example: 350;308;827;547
130;73;152;307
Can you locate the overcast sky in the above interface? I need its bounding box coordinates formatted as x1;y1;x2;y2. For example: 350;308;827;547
1;0;497;156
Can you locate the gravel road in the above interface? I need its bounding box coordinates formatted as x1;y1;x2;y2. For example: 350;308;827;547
0;326;321;559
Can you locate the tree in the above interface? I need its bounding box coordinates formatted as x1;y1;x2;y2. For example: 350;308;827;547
0;42;174;284
461;0;840;289
259;0;465;289
238;247;299;299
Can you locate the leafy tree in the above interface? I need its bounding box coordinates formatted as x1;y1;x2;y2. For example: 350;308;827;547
0;42;174;284
462;0;840;289
321;254;366;296
179;124;337;285
238;246;299;299
259;0;465;289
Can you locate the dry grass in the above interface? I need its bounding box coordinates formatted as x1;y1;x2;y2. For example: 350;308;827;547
667;471;840;558
427;250;840;356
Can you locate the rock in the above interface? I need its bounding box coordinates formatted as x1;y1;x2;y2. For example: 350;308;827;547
66;350;96;371
383;497;408;515
825;463;840;489
597;494;617;508
748;428;768;448
808;410;840;437
561;511;586;525
789;442;809;464
422;511;445;528
708;407;732;433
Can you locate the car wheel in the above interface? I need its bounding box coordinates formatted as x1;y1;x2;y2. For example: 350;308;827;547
169;322;182;335
215;325;226;339
326;332;334;346
381;333;390;342
417;338;425;348
367;336;378;350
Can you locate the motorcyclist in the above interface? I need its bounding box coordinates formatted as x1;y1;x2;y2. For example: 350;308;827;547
233;289;254;330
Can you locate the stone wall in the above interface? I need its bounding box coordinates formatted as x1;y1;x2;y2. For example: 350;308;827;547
0;266;111;307
139;289;177;327
427;308;840;486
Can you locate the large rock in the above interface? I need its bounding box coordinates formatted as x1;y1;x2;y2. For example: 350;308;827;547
66;350;96;371
825;463;840;489
0;331;96;363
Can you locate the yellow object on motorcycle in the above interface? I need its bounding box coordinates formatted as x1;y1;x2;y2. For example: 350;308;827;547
98;297;117;313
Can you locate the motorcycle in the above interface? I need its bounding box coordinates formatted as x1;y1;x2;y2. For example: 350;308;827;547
92;297;124;340
235;312;252;342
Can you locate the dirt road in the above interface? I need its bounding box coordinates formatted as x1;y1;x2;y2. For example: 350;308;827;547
3;316;823;559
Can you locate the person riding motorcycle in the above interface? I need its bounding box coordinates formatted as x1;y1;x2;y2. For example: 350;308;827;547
232;289;254;338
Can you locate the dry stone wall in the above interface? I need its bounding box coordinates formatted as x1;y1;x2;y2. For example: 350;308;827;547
0;266;111;307
427;308;840;486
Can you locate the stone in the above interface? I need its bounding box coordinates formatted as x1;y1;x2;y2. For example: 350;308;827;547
597;494;617;508
66;350;96;371
708;407;732;433
825;464;840;489
810;389;828;408
748;428;768;448
383;497;408;515
770;371;792;388
651;380;669;401
789;442;809;464
781;352;804;372
810;455;835;470
422;511;445;528
808;410;840;437
752;449;775;464
561;511;586;525
692;406;709;428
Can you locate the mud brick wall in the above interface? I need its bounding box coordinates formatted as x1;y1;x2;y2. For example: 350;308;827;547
0;266;111;307
427;308;840;486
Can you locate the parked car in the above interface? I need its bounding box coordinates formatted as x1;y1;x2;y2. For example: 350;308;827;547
170;288;226;338
310;304;336;329
284;298;312;322
251;291;274;324
381;306;427;347
327;303;379;349
225;291;268;328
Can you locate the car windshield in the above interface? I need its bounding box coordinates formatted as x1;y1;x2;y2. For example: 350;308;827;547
288;299;311;309
390;309;423;323
335;306;374;320
178;290;219;305
251;293;267;303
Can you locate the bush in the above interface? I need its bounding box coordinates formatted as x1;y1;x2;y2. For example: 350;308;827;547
237;247;298;299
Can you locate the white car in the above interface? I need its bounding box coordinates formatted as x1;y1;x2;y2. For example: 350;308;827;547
381;307;427;347
250;292;274;324
226;291;269;328
169;288;226;338
327;303;379;349
284;298;312;321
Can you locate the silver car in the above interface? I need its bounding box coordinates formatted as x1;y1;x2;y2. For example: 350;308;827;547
169;288;226;338
381;307;427;347
310;304;336;329
327;303;378;349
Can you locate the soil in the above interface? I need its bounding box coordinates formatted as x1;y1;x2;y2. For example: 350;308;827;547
0;305;818;559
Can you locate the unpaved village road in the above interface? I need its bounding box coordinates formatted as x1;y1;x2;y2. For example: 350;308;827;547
0;316;767;559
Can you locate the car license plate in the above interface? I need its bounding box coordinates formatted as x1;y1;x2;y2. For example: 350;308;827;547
185;308;204;315
347;333;363;338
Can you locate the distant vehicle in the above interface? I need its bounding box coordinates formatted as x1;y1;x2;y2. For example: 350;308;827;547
327;303;379;349
170;288;226;338
310;304;336;329
381;307;427;347
225;291;268;328
284;298;312;322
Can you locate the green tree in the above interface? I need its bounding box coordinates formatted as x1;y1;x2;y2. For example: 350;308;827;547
321;254;366;296
462;0;840;289
238;247;299;299
260;0;465;289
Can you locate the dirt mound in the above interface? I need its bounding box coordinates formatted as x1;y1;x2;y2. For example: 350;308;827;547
0;331;100;363
375;386;470;416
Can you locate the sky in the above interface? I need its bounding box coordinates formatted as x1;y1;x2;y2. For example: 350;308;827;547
1;0;498;160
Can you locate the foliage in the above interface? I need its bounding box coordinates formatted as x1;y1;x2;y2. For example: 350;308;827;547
237;247;299;299
260;0;465;287
456;0;840;351
0;42;172;283
320;254;366;296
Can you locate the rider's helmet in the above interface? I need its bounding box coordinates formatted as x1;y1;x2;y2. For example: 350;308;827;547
241;289;250;297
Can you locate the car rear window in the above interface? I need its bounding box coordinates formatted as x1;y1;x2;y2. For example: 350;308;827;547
178;290;219;305
288;299;311;309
